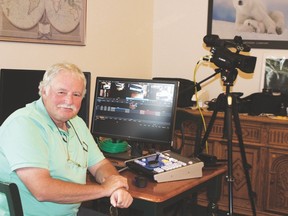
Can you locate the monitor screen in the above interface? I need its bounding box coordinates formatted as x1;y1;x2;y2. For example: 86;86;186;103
0;69;91;126
91;77;179;153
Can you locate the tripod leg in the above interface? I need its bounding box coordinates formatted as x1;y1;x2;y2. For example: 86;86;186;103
225;94;234;216
198;108;217;155
198;93;226;155
232;99;257;216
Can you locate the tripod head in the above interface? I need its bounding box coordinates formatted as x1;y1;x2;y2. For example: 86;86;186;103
215;68;238;87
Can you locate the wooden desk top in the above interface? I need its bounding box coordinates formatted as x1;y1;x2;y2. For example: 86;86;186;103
122;165;227;203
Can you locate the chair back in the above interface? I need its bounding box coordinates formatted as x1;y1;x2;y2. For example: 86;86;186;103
0;182;23;216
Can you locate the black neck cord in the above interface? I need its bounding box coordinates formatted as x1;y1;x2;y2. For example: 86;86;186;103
68;120;88;152
50;118;88;152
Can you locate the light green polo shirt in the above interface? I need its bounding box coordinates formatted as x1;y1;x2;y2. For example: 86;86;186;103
0;98;105;216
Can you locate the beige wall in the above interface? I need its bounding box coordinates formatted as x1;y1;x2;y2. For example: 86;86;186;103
1;0;288;107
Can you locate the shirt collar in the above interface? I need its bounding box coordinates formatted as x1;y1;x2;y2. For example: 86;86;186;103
35;98;75;138
35;98;58;131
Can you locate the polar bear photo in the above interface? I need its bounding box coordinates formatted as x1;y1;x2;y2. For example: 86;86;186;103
233;0;285;34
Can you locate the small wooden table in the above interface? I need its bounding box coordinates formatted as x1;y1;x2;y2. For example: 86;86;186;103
122;165;227;216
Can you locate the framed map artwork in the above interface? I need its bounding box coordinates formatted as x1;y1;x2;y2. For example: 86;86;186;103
0;0;86;45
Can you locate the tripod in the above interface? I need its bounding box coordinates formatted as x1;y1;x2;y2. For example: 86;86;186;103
198;68;256;216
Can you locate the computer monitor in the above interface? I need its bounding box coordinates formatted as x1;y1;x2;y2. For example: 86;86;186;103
0;69;91;126
90;77;179;157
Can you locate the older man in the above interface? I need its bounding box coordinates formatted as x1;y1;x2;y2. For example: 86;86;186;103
0;63;133;216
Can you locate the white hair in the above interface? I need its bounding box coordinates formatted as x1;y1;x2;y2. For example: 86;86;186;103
38;63;86;98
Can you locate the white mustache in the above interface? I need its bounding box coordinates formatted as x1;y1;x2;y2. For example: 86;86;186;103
57;104;76;111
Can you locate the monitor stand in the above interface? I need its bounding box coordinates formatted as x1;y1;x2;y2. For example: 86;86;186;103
130;141;144;158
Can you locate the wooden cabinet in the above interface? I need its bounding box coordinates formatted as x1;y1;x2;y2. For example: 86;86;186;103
174;108;288;216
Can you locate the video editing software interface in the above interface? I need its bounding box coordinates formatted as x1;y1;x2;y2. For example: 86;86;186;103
91;77;179;146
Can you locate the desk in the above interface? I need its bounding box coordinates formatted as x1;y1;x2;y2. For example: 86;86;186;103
123;165;227;216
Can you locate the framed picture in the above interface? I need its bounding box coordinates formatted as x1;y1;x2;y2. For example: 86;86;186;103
0;0;86;45
207;0;288;49
260;55;288;95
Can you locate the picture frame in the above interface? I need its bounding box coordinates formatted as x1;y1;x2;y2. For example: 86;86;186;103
207;0;288;49
260;54;288;95
0;0;86;46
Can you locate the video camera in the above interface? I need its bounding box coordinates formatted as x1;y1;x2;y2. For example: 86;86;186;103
203;34;257;73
